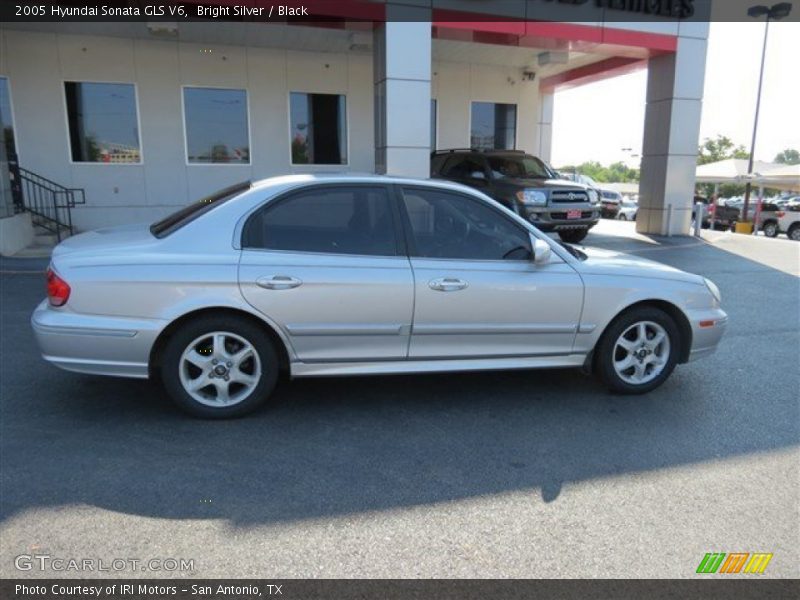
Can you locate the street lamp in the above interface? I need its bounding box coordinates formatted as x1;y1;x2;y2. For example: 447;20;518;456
742;2;793;226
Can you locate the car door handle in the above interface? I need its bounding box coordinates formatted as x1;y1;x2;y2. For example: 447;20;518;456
429;277;468;292
256;275;302;290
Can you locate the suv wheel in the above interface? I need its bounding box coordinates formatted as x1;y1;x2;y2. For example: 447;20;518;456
762;221;778;238
558;229;588;244
595;307;680;395
161;315;279;418
788;224;800;241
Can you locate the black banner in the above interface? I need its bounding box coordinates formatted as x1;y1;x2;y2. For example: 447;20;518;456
1;0;796;24
2;579;800;600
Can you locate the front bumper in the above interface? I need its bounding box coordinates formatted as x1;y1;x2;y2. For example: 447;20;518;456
526;206;600;231
685;307;728;362
31;300;166;378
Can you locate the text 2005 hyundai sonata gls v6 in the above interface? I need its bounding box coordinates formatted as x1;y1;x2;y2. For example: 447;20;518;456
33;175;727;418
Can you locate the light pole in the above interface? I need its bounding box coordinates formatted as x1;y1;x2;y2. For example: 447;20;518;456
742;2;792;226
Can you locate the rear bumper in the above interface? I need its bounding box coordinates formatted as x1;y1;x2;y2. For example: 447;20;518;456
686;307;728;363
31;300;166;378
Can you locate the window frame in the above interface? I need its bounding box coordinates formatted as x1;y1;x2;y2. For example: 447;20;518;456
241;182;406;258
287;91;350;167
395;185;533;263
181;84;252;167
62;79;144;166
468;100;519;151
0;76;20;160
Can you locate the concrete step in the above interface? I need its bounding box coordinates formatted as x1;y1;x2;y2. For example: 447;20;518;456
12;243;54;259
33;232;59;246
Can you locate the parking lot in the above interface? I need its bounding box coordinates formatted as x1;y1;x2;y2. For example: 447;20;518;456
0;219;798;579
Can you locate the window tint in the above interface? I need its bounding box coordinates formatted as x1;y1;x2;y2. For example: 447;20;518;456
441;155;486;180
244;186;397;256
487;155;551;180
64;82;140;163
471;102;516;150
401;188;531;261
431;153;448;175
0;77;16;159
183;87;250;164
150;181;250;238
290;92;347;165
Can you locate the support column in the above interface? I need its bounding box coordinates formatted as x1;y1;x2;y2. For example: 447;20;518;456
537;91;554;164
373;15;431;177
637;33;708;236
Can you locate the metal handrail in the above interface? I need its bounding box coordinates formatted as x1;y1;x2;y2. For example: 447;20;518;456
8;158;85;242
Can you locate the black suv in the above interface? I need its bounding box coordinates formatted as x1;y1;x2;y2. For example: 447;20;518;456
431;149;600;243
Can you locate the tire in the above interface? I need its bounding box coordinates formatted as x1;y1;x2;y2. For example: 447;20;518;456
618;214;627;221
558;229;589;244
789;224;800;241
762;221;778;238
160;314;279;418
594;307;680;395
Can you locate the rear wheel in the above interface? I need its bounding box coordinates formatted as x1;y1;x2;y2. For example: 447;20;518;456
788;224;800;241
161;315;279;418
595;307;680;394
558;229;589;244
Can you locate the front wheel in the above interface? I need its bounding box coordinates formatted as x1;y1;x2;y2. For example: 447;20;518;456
618;213;627;221
788;224;800;241
762;221;778;238
558;229;589;244
160;315;279;418
594;307;680;394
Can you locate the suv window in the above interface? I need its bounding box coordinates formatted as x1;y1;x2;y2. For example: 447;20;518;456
440;155;487;180
150;181;250;238
486;155;551;180
401;187;531;261
243;186;398;256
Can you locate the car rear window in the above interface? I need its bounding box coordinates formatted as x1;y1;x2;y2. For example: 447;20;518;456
150;181;250;238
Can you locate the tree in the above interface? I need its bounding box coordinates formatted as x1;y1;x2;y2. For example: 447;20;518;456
697;135;749;166
774;149;800;165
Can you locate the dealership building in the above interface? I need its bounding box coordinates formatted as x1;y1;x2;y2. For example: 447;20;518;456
0;1;713;253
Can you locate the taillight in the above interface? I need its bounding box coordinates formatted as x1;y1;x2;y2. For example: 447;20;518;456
46;267;71;307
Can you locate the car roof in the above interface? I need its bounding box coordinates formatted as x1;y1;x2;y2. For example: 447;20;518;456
248;173;482;195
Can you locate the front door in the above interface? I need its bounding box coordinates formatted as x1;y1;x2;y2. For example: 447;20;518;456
399;186;583;359
239;184;413;362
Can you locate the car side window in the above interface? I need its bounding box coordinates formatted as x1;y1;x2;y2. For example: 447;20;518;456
441;155;486;180
401;187;531;261
243;186;398;256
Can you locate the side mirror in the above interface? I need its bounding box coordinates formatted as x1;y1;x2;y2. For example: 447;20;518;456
469;171;486;181
532;238;552;265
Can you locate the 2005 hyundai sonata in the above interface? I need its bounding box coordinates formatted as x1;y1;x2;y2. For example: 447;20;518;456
33;175;727;417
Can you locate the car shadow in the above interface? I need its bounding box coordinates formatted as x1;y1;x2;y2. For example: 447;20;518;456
0;233;798;528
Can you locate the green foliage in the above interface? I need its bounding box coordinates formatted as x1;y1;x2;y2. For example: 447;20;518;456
697;135;749;166
557;161;639;183
774;149;800;165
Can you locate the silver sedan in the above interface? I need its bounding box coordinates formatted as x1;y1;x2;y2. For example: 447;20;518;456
32;175;727;418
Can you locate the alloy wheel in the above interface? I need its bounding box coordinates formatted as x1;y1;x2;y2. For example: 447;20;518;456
178;331;261;407
612;321;671;385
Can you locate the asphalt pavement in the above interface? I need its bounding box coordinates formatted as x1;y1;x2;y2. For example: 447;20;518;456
0;220;798;578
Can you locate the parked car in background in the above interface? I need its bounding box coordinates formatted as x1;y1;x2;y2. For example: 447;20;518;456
32;175;728;418
432;149;600;244
599;190;622;219
756;201;783;238
776;202;800;241
698;196;740;230
617;197;639;221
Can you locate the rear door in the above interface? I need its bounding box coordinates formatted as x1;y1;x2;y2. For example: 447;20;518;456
238;184;413;362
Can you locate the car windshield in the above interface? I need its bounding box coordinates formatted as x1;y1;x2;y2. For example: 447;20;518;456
487;155;553;180
150;181;251;238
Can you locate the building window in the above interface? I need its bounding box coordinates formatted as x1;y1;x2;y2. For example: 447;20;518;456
290;92;347;165
470;102;516;150
183;87;250;164
0;77;17;159
431;99;437;151
64;82;141;163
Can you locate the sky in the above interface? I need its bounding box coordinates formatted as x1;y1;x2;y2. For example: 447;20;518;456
550;22;800;168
